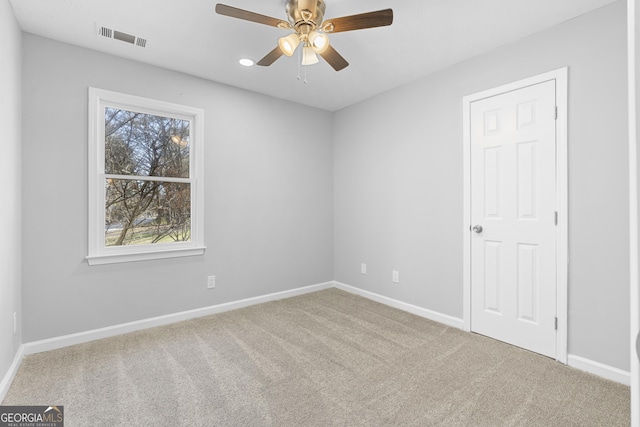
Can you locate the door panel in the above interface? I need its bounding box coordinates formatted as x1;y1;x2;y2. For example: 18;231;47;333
483;240;502;314
470;80;557;358
484;147;502;218
517;141;537;219
516;242;538;323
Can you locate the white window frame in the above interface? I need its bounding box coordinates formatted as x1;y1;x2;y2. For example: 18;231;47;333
87;88;205;265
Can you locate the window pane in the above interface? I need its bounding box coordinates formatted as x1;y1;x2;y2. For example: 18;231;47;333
105;179;191;246
105;107;190;178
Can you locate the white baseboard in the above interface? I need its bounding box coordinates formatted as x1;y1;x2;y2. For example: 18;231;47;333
4;281;629;399
568;354;630;386
333;283;630;386
0;344;25;403
333;281;465;329
24;281;333;356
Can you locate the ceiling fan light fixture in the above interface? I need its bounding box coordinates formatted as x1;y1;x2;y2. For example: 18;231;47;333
301;46;319;65
215;1;393;72
308;30;329;54
278;33;300;56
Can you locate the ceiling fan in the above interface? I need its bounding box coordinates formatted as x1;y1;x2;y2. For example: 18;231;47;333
215;0;393;71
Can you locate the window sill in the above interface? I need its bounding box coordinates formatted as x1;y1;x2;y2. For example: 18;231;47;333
86;246;206;266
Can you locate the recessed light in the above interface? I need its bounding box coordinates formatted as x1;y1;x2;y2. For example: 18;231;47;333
239;58;254;67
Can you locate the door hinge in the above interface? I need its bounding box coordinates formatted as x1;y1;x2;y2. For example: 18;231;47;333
554;211;558;226
554;106;558;120
554;317;558;330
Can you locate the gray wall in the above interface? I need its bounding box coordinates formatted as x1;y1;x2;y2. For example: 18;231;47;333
21;35;334;342
334;1;630;371
0;0;22;390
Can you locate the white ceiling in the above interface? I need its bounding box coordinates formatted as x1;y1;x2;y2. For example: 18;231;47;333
9;0;619;111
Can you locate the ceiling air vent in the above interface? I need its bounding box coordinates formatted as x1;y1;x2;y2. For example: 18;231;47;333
98;26;112;38
97;24;147;48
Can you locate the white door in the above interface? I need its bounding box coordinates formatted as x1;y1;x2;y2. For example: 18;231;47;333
470;80;557;358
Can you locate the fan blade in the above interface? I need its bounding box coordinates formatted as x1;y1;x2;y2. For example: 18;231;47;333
215;4;288;28
323;9;393;33
256;46;284;66
319;44;349;71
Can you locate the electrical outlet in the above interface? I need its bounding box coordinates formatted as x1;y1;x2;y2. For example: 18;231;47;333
207;276;216;289
361;263;367;275
392;271;399;283
13;312;17;334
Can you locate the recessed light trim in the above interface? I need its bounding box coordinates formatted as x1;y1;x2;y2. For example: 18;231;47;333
239;58;255;67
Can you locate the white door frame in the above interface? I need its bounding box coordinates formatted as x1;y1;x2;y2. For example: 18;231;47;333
462;68;568;364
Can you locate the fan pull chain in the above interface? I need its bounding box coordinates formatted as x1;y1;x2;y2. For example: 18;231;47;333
294;47;309;84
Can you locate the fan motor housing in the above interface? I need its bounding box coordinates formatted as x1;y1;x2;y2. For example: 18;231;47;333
285;0;326;28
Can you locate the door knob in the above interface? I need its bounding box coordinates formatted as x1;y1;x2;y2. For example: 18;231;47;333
472;225;483;233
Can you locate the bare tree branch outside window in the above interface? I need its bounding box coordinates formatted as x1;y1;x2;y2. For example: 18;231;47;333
104;108;191;246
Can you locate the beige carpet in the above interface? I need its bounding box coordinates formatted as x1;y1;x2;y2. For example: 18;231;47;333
2;288;630;426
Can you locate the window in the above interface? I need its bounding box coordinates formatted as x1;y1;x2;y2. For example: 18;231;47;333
87;88;205;265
